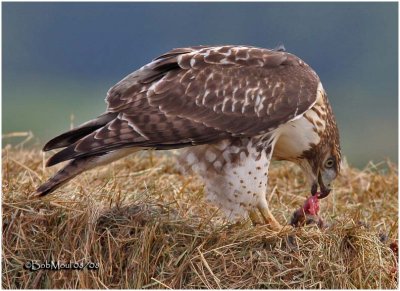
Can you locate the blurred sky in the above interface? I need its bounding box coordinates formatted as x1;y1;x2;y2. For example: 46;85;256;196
2;2;398;168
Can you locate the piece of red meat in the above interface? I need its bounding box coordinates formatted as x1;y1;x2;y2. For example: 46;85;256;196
290;193;322;227
303;195;320;215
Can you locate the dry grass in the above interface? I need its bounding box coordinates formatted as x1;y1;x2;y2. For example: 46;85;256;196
2;147;398;289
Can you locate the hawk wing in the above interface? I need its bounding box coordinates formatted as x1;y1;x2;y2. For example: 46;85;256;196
45;45;320;166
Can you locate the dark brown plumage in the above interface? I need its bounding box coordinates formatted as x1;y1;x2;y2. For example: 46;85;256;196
44;46;319;165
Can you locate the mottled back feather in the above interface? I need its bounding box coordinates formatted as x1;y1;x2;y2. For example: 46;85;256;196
45;45;320;166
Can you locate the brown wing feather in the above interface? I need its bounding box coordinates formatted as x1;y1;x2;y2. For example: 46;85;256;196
145;46;319;135
46;45;320;166
46;103;226;166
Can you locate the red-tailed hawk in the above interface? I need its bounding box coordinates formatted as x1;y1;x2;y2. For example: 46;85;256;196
36;45;341;231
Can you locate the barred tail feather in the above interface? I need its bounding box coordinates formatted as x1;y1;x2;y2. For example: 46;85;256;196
35;148;138;196
43;112;118;151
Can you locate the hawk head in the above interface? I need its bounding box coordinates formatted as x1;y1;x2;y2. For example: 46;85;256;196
300;145;341;199
299;101;341;199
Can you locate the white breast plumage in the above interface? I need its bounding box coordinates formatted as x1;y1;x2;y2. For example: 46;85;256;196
273;82;327;161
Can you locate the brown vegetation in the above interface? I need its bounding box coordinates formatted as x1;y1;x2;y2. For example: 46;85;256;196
2;148;398;288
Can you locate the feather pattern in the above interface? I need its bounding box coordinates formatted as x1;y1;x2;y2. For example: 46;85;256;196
49;46;319;165
37;44;340;223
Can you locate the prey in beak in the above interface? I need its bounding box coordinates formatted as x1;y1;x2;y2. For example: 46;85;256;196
310;172;331;199
301;157;336;200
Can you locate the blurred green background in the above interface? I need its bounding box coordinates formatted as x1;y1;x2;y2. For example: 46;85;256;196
3;3;398;168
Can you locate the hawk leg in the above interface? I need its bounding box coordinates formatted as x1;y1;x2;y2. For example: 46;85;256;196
257;200;292;232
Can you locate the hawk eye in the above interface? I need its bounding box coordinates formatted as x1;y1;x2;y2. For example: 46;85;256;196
325;158;335;168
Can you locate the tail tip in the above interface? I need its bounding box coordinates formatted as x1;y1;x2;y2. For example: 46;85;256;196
42;144;52;152
34;183;54;197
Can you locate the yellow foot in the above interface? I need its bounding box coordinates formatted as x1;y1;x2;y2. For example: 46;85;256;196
263;219;293;233
257;203;293;233
275;224;293;233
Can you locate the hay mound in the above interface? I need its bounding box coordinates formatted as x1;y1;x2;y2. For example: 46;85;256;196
2;148;398;288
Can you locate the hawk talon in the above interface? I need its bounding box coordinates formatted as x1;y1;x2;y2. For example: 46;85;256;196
256;203;293;233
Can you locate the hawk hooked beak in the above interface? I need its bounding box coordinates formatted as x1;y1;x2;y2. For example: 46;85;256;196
311;172;331;199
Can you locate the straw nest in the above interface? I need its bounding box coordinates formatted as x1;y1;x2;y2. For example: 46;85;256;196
2;148;398;288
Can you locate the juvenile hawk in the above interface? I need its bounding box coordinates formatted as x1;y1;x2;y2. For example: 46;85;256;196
36;45;341;231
